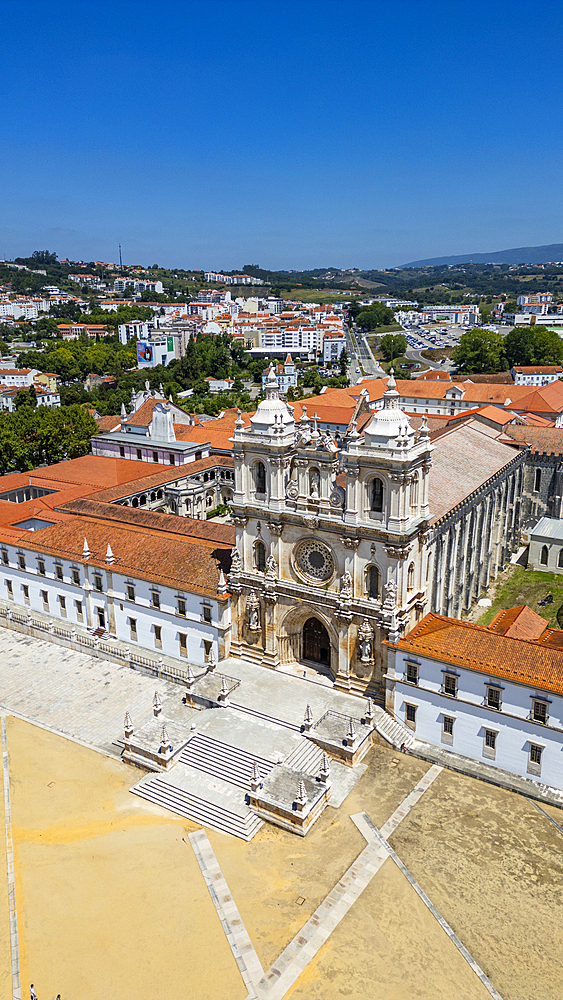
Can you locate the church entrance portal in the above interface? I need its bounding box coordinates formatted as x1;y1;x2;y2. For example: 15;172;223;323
303;617;331;667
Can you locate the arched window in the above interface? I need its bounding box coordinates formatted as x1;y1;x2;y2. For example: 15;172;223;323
140;494;147;506
558;549;563;568
368;565;379;599
157;489;163;500
150;492;156;502
407;563;415;590
535;468;542;492
371;478;383;512
410;473;419;509
541;545;549;565
255;541;266;571
132;497;139;508
255;462;266;495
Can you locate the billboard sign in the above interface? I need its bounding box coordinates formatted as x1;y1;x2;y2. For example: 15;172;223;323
137;342;153;364
167;336;174;352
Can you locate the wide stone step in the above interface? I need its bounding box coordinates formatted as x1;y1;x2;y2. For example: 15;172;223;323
131;776;263;841
374;712;415;749
230;701;301;732
284;739;325;775
179;732;276;789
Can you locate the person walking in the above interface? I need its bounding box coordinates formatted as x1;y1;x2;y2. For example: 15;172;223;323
30;986;37;1000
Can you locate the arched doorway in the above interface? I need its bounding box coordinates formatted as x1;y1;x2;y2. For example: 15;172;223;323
303;617;331;667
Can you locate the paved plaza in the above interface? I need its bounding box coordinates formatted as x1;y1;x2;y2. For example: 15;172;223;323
0;629;563;998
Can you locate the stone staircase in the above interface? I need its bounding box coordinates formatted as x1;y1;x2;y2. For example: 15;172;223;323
131;771;263;841
179;732;276;790
284;738;325;775
374;711;415;750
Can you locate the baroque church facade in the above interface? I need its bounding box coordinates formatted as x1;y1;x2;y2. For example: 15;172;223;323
228;370;525;700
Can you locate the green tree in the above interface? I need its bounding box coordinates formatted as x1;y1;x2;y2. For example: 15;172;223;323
380;334;407;361
452;329;506;373
338;348;349;375
504;325;563;367
355;303;395;330
14;386;37;410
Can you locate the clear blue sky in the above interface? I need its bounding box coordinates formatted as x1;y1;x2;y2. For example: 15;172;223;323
1;0;562;270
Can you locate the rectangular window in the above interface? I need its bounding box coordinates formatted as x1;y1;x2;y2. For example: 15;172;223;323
528;743;543;775
59;594;66;616
17;554;26;570
179;632;187;657
534;468;542;492
75;599;83;622
154;624;162;649
136;449;142;461
153;452;159;463
444;674;457;697
129;617;137;640
405;703;417;729
72;568;80;586
442;715;454;745
5;580;13;597
119;446;125;458
93;574;103;592
1;550;8;566
22;584;29;603
483;729;497;759
41;590;49;609
487;687;501;711
55;564;63;581
177;598;186;617
406;661;418;685
532;700;548;725
202;605;212;623
169;454;175;465
151;592;160;610
204;639;212;660
126;584;135;602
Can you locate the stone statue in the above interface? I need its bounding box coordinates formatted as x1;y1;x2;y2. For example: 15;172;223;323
340;571;352;600
230;547;242;575
358;618;374;664
310;470;320;499
384;579;397;608
266;554;277;577
246;590;261;631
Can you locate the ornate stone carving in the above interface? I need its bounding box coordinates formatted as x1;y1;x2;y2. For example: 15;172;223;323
230;547;242;575
340;571;353;601
303;514;319;529
285;480;299;500
293;538;333;582
358;618;374;664
246;590;261;631
231;516;248;527
330;484;345;508
347;466;360;480
268;522;283;536
383;579;397;609
343;536;360;550
385;544;411;560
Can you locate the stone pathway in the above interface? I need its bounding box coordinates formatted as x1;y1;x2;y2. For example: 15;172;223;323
354;811;504;1000
190;763;443;1000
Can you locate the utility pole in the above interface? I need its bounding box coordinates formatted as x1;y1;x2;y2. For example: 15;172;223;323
119;244;123;273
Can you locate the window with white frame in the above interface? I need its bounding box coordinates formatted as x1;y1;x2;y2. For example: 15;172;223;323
531;699;548;725
1;550;8;566
443;673;457;697
486;685;501;711
441;715;454;745
405;703;417;729
406;660;418;685
75;599;83;621
129;617;137;640
5;579;13;598
483;728;497;759
527;743;543;776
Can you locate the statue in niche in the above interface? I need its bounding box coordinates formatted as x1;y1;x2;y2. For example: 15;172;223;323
266;554;277;577
230;547;242;575
384;579;397;607
246;590;261;631
340;571;352;601
310;470;320;499
358;618;374;664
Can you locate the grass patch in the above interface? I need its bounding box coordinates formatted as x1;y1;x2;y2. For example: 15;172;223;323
477;566;563;630
287;288;355;303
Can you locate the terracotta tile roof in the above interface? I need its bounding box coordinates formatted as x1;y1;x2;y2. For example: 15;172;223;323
428;424;519;523
30;456;164;489
511;380;563;414
391;612;563;696
502;425;563;454
60;498;235;544
95;415;121;433
13;517;231;600
488;605;548;640
85;455;234;503
513;366;563;374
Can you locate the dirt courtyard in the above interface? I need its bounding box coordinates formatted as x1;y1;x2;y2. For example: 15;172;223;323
1;716;562;1000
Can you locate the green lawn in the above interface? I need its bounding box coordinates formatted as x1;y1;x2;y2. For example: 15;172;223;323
477;566;563;629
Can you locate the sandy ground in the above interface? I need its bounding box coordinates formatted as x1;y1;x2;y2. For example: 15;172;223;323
3;720;563;1000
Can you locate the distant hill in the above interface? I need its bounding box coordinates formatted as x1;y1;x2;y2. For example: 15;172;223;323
399;243;563;268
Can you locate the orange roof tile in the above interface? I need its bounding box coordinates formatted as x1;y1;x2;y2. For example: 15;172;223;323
488;605;548;640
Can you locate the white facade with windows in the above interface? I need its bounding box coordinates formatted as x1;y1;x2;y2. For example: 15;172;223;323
528;516;563;573
386;624;563;791
0;540;225;667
